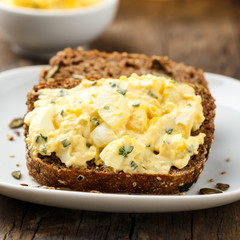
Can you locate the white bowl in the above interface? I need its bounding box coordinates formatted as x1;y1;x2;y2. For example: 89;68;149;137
0;0;118;57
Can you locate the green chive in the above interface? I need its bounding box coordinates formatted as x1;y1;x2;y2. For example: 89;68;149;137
165;128;173;134
130;161;138;170
61;139;71;148
117;89;127;96
110;82;118;88
147;90;158;99
119;146;134;158
187;145;194;154
60;110;64;117
91;81;97;86
90;117;100;126
104;105;110;110
86;143;91;148
41;146;47;154
132;103;140;107
58;89;66;97
36;133;47;143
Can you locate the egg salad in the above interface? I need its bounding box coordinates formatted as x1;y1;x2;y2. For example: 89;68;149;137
25;74;205;174
1;0;102;9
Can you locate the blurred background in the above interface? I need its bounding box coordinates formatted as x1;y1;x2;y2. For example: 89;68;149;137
0;0;240;80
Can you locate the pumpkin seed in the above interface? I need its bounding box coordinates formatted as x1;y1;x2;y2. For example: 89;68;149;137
216;183;230;191
45;65;59;80
199;188;222;195
9;118;23;129
11;170;21;180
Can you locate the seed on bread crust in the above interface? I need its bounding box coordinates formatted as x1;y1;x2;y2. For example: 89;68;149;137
45;65;59;80
77;175;84;181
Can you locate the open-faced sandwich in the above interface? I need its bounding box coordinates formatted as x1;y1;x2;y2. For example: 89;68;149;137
24;48;215;194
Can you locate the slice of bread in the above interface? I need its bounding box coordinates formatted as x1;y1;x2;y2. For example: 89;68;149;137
40;47;209;89
25;48;215;194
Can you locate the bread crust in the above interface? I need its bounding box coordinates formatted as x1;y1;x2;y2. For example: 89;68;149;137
39;47;208;89
25;49;216;194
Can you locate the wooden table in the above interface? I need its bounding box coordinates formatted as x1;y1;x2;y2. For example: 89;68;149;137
1;0;240;239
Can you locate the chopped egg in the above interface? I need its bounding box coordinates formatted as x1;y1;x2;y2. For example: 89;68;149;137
25;74;205;174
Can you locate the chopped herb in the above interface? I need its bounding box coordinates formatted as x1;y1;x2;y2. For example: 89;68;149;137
117;89;127;96
104;105;110;110
86;143;91;148
170;80;176;84
119;145;134;158
60;110;64;117
41;146;47;154
58;89;66;97
187;145;194;154
187;103;192;107
91;81;97;86
36;133;48;143
130;161;138;170
147;90;158;99
9;118;23;129
90;117;100;126
50;99;56;104
61;139;71;148
109;82;118;88
165;128;173;134
11;170;21;180
146;144;151;147
132;102;140;107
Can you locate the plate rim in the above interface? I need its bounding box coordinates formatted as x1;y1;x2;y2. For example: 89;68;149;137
0;65;240;212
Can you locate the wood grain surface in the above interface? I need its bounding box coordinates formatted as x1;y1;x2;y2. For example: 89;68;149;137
1;0;240;239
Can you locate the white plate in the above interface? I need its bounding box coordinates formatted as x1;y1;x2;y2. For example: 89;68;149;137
0;66;240;213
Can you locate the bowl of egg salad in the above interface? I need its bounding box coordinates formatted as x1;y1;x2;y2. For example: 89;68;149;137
0;0;118;57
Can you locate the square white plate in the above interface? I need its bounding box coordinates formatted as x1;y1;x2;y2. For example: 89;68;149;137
0;66;240;213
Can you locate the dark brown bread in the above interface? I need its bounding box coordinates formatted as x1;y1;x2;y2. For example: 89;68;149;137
25;49;215;194
40;47;209;89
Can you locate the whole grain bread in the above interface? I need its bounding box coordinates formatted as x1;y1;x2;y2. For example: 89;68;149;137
24;48;215;194
40;47;209;89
